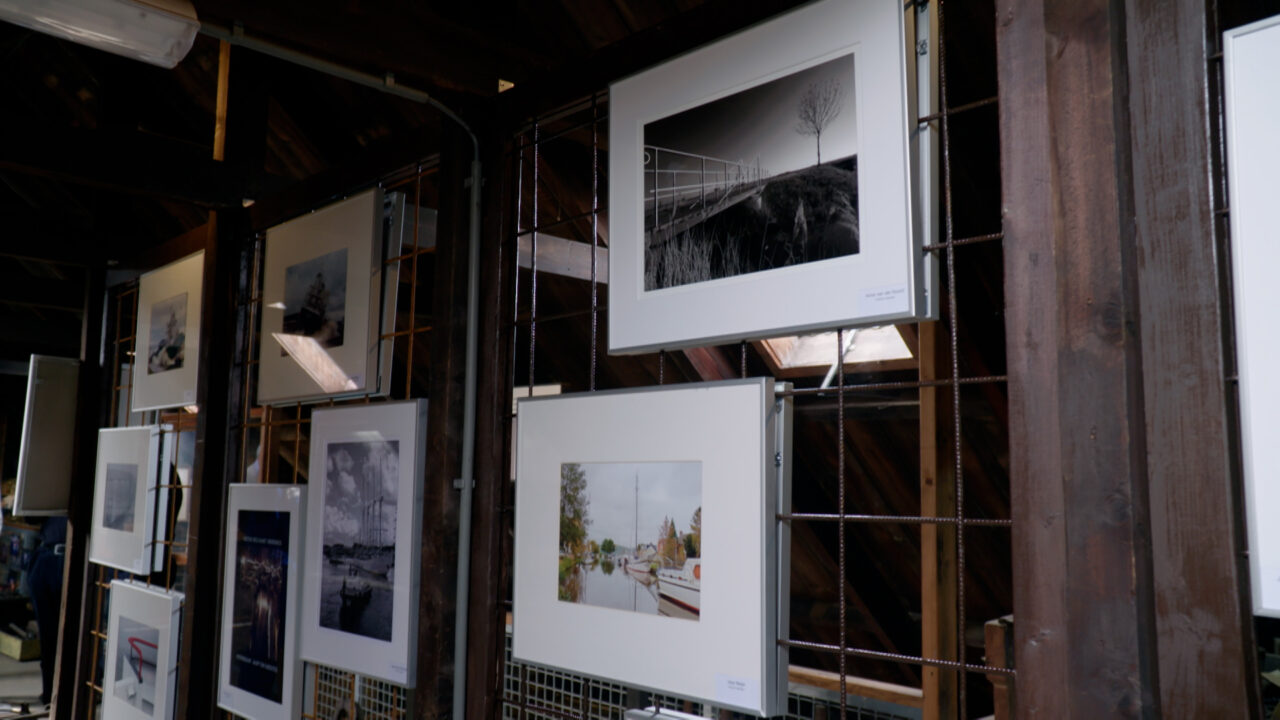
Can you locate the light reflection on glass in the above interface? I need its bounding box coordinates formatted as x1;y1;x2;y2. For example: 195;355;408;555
271;333;359;393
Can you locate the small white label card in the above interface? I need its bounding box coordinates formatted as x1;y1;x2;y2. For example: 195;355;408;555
714;673;759;708
860;284;910;316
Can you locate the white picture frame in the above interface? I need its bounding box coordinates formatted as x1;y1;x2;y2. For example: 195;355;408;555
513;379;792;716
102;580;183;720
1224;13;1280;618
14;355;80;516
132;251;204;411
257;188;393;406
217;484;306;720
90;426;172;574
299;400;428;686
608;0;923;354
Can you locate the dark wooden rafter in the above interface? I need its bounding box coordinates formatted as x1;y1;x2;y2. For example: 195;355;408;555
0;116;247;208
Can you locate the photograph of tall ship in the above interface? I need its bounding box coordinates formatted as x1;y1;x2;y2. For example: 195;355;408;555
559;462;702;620
320;440;399;642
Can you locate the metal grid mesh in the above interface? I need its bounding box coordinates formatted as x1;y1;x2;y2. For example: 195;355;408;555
501;631;918;720
504;0;1009;717
77;161;439;719
221;164;441;720
79;284;196;715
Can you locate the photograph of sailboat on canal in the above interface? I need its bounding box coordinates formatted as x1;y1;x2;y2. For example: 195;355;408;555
320;439;399;641
558;461;702;620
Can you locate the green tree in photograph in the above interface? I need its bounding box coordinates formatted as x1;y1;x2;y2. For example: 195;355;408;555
600;538;616;555
658;516;680;566
559;463;590;558
688;506;701;558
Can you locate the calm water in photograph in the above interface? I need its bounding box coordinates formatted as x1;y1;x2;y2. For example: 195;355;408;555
567;561;659;614
319;560;394;641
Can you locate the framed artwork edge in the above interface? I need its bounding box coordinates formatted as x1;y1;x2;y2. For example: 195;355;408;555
89;425;170;575
14;354;80;516
1223;12;1280;619
607;0;923;356
102;579;184;720
298;399;428;686
255;187;394;407
217;483;307;719
131;250;205;412
511;378;790;716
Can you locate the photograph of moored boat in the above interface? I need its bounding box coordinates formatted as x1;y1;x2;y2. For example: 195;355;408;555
558;461;702;620
282;247;347;352
319;439;398;642
146;292;187;374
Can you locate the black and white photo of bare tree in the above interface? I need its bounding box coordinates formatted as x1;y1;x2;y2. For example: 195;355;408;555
794;78;845;165
642;52;859;291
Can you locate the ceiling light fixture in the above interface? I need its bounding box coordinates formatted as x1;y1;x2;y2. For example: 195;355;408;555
0;0;199;68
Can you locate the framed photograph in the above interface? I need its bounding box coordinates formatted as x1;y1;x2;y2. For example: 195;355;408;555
257;188;404;406
217;483;306;720
513;379;792;716
90;426;172;574
132;251;204;411
14;355;79;516
1225;13;1280;618
609;0;924;354
102;580;183;720
299;400;428;686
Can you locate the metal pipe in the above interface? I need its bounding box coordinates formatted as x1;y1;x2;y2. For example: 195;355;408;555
197;21;483;718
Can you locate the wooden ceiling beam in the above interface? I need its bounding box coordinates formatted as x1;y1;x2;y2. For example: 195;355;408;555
499;0;804;120
0;117;247;208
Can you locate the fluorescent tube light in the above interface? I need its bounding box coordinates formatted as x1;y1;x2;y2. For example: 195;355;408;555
0;0;199;68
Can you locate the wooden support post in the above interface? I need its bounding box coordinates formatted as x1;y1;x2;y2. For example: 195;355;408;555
465;130;515;720
983;616;1014;720
56;267;105;720
918;320;956;720
175;42;267;720
998;1;1161;716
1122;2;1258;715
414;120;472;717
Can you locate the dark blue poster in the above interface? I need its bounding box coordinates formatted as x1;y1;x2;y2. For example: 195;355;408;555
229;510;290;702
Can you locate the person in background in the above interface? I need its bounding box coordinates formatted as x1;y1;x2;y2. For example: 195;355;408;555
26;517;66;707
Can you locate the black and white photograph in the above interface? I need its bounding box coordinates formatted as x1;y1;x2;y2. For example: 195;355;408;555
643;53;857;290
146;292;187;374
229;510;290;703
558;462;702;620
319;439;398;642
113;616;161;716
282;247;348;350
132;251;203;411
103;462;138;532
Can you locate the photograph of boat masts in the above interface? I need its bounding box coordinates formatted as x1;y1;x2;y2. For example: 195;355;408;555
558;462;702;620
643;52;859;291
320;440;398;641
